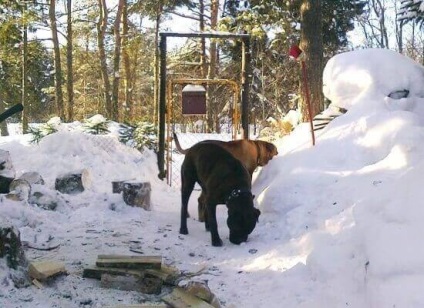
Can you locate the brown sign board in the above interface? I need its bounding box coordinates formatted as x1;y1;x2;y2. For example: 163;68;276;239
182;85;206;115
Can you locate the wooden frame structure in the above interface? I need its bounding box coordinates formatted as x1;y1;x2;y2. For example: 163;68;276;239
166;78;240;185
157;32;251;180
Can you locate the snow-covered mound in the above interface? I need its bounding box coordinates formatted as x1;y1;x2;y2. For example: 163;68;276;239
253;48;424;307
323;48;424;112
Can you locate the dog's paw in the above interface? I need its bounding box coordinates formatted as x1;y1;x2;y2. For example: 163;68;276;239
179;228;188;235
212;238;223;247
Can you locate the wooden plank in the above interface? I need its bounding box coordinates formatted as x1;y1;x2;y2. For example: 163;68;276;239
96;256;162;270
83;266;144;280
100;274;162;294
145;264;180;285
103;304;168;308
97;254;154;260
28;260;66;281
162;287;215;308
32;279;43;289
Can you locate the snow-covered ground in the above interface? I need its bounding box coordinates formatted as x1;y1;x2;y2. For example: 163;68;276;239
2;48;424;307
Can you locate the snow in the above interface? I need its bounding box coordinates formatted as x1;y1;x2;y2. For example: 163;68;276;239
2;48;424;307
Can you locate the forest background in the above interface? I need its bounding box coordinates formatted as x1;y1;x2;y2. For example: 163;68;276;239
0;0;423;137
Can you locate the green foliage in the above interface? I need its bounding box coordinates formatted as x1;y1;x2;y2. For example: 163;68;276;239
82;115;110;135
400;0;424;27
217;0;367;122
322;0;367;52
221;0;367;53
29;123;58;144
118;122;157;152
0;2;54;122
131;0;195;18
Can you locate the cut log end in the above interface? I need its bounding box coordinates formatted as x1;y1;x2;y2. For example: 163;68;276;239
122;181;151;210
55;169;91;194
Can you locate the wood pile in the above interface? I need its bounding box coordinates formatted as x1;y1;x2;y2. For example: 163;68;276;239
83;254;221;308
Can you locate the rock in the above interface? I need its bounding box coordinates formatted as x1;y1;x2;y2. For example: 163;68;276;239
55;169;91;194
0;217;27;269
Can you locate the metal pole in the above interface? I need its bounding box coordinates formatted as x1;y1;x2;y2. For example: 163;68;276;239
157;34;167;180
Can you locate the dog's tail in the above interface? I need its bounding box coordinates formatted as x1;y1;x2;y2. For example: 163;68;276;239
173;132;189;154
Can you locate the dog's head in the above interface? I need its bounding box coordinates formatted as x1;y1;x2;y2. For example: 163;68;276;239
226;192;261;245
255;140;278;166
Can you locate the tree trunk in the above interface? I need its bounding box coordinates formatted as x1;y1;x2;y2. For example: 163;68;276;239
66;0;74;122
97;0;112;118
111;0;124;122
153;1;163;125
199;0;207;78
299;0;323;122
21;3;28;133
49;0;65;121
206;0;219;132
122;0;132;122
395;0;404;54
0;100;8;136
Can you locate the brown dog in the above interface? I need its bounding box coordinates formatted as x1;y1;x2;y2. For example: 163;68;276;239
173;132;278;221
173;132;278;177
179;142;261;247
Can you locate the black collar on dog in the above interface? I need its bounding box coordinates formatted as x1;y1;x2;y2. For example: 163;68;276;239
226;188;252;204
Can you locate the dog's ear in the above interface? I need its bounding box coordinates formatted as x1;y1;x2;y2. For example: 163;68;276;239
264;142;278;156
254;208;261;222
252;194;256;200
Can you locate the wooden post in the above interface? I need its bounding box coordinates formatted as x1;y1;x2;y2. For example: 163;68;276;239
158;34;167;180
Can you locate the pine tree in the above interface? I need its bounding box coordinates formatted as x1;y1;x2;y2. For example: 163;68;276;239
82;115;110;135
118;122;157;152
399;0;424;26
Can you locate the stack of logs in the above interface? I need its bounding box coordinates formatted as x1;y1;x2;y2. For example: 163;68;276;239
83;254;221;308
1;148;151;212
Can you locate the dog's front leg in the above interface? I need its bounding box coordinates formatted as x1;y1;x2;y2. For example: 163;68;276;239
207;203;222;246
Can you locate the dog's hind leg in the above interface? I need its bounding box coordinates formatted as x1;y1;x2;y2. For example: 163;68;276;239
180;177;195;235
197;192;208;227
